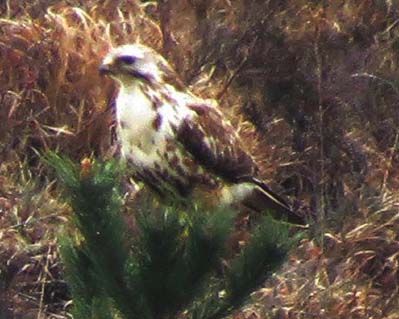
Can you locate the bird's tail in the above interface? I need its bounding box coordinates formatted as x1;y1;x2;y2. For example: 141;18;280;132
241;179;305;225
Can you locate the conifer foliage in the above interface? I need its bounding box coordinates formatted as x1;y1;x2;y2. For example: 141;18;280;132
46;153;296;319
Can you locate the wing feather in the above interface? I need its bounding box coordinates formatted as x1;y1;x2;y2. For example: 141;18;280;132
176;103;257;182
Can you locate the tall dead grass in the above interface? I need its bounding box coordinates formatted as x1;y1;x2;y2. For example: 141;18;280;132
2;0;399;318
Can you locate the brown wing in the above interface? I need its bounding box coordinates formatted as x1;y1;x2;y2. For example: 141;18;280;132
177;103;305;225
176;103;258;183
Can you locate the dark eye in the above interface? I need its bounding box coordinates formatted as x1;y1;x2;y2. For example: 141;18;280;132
118;55;136;65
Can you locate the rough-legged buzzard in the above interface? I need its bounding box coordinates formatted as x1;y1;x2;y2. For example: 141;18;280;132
99;44;304;224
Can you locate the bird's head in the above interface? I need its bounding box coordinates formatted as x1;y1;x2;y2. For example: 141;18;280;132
99;44;181;89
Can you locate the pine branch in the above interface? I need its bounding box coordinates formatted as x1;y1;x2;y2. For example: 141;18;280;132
46;153;151;319
225;216;292;306
133;203;234;318
59;237;113;318
46;153;297;319
187;215;296;319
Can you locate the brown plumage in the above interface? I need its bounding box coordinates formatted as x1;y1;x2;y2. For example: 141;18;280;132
99;44;304;225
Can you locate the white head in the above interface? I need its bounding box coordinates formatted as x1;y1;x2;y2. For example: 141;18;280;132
99;44;178;88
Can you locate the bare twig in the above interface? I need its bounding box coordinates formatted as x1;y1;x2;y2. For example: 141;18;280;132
381;131;399;200
37;245;52;319
217;35;259;100
315;23;326;252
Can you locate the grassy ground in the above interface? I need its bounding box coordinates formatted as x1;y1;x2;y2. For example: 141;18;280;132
1;0;399;318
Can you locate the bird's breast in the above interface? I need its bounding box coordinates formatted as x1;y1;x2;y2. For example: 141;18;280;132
116;87;157;149
115;86;181;166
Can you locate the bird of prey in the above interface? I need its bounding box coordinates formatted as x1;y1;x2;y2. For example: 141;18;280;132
99;44;304;224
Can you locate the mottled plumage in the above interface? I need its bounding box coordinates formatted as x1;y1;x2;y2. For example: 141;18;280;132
99;44;304;224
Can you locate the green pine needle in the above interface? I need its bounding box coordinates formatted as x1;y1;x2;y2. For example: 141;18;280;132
46;154;297;319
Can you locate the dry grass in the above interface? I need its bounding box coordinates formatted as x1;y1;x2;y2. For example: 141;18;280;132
1;0;399;318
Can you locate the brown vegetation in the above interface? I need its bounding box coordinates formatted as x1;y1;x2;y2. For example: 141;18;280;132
1;0;399;318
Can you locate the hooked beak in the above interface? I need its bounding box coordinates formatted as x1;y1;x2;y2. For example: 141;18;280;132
99;63;113;76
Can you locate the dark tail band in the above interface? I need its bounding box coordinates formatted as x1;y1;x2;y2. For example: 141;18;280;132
242;178;305;225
